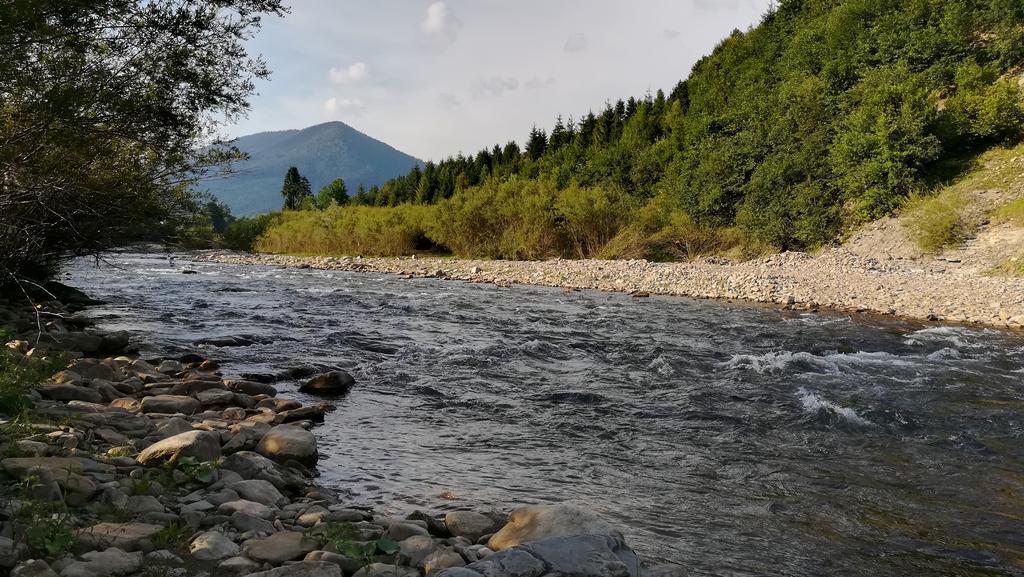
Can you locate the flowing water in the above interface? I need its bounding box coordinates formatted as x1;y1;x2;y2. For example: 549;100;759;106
65;251;1024;576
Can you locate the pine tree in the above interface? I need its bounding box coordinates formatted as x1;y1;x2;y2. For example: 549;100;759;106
281;166;312;210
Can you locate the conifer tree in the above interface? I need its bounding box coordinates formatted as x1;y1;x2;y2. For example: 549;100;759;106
316;178;349;209
281;166;312;210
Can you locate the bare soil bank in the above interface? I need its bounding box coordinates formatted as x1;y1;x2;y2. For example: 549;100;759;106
199;249;1024;330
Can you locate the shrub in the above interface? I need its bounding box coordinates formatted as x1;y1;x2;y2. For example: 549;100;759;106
223;213;281;252
431;180;560;259
256;205;436;257
902;192;969;253
555;184;638;258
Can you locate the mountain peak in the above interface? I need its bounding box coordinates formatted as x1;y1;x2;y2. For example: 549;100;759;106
205;123;420;216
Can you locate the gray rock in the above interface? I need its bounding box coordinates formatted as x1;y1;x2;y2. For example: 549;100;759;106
221;451;287;489
233;479;287;508
445;512;502;543
384;522;429;542
190;531;241;561
228;380;278;397
218;556;261;574
519;534;638;577
231;511;276;534
154;417;194;439
398;534;437;567
196;388;237;407
256;425;318;468
157;360;184;375
144;550;183;564
141;395;199;415
247;561;343;577
12;559;60;577
14;440;48;457
304;551;362;575
243;531;319;564
424;548;466;576
0;536;18;568
352;564;419;577
299;371;355;396
125;495;164;514
219;499;276;520
74;523;164;552
136;430;221;465
59;547;142;577
486;504;618;551
39;384;103;404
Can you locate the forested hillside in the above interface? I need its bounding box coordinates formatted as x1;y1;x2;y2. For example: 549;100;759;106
252;0;1024;258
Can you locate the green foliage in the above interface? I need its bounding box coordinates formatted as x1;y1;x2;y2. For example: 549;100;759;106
0;331;67;418
151;523;191;550
223;213;281;252
171;456;223;485
319;522;398;565
344;0;1024;253
281;167;313;211
903;192;969;253
14;476;76;558
0;0;285;283
316;178;350;210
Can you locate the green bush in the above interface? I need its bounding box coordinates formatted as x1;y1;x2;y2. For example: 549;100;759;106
256;205;436;257
555;184;638;258
431;180;560;259
0;329;66;417
223;213;281;252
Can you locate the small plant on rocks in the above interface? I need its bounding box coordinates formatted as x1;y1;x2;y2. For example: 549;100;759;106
320;522;400;565
151;523;191;551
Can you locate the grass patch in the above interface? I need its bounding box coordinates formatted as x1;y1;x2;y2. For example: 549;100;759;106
0;327;67;419
151;523;191;550
991;197;1024;227
989;256;1024;277
902;192;969;253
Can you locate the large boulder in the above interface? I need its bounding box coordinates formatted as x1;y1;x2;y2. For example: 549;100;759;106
299;371;354;396
75;523;164;551
1;457;106;502
247;561;343;577
487;504;619;551
256;425;318;468
38;385;103;404
136;430;221;465
438;535;639;577
190;531;241;561
444;511;503;542
141;395;199;415
221;451;289;489
232;479;287;508
243;531;319;564
59;547;141;577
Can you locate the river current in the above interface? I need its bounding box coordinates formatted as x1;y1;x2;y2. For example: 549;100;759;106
65;252;1024;576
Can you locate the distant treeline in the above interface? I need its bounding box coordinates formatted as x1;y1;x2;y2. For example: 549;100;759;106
243;0;1024;259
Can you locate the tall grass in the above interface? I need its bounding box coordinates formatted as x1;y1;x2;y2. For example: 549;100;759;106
902;192;968;253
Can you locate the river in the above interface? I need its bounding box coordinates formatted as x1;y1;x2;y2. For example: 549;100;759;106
65;251;1024;576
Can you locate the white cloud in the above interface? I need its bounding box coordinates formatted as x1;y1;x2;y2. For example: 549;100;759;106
421;1;460;43
329;62;368;85
473;77;519;100
564;33;588;53
663;29;681;40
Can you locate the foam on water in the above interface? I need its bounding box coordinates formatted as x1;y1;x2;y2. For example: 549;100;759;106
797;388;872;426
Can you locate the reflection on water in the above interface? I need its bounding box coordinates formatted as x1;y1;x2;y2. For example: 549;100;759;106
66;252;1024;576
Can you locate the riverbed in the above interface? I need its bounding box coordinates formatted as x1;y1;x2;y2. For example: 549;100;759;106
65;251;1024;576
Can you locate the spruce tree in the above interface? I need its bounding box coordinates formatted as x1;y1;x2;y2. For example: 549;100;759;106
281;166;312;210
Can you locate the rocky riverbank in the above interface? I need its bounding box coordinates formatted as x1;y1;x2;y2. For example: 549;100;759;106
199;249;1024;330
0;286;653;577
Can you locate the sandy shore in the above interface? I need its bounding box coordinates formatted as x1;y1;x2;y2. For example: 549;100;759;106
199;249;1024;330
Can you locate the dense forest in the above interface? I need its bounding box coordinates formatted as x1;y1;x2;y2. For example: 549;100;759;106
249;0;1024;259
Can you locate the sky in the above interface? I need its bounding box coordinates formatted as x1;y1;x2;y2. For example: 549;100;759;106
230;0;774;162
